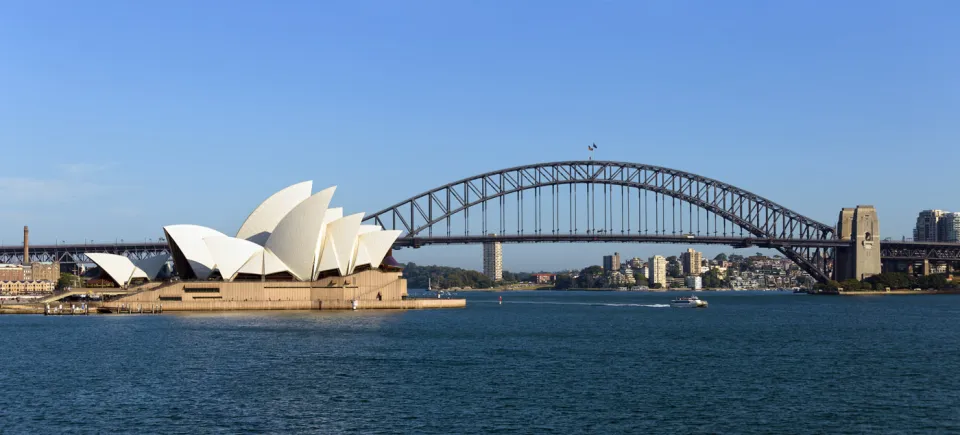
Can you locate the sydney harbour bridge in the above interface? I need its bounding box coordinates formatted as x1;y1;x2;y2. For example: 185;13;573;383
2;161;959;283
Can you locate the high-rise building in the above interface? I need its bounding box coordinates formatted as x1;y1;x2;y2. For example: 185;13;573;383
603;252;621;272
914;210;946;241
483;235;503;282
942;213;960;243
680;248;702;276
648;255;667;287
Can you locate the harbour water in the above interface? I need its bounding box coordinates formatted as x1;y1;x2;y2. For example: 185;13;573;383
2;290;959;433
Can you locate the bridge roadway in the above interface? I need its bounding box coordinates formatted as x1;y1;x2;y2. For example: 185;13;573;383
2;238;959;264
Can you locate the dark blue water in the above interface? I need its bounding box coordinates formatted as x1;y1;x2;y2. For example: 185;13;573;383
2;291;960;434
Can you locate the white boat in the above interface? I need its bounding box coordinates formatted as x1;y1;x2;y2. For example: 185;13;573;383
670;295;708;308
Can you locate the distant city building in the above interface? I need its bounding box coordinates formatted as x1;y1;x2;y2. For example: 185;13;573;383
0;280;55;295
680;248;702;276
628;257;643;269
621;267;637;285
603;252;621;272
666;277;686;289
0;264;24;281
685;275;702;290
648;255;667;287
608;271;630;286
25;262;60;282
942;213;960;243
914;210;947;241
530;273;555;284
712;266;728;280
483;235;503;282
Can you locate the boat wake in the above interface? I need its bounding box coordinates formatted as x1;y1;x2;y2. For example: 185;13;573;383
600;303;671;308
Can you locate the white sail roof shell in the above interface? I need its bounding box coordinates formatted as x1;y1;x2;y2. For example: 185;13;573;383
347;225;382;274
236;181;313;246
350;230;402;274
237;249;291;276
134;254;170;280
265;187;336;281
314;213;364;277
86;253;148;287
203;236;263;281
163;224;227;280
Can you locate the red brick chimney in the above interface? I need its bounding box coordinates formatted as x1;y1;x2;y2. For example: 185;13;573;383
23;225;29;265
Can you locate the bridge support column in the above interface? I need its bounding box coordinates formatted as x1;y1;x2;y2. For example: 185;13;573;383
835;206;881;281
922;259;930;276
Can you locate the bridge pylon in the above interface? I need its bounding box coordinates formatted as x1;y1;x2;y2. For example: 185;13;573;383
835;206;881;281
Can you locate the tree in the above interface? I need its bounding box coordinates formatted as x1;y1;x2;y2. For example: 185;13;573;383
554;274;574;290
714;253;728;262
634;272;646;284
839;279;863;291
576;266;604;288
57;273;81;290
650;282;663;289
401;263;494;289
581;265;604;276
701;269;727;288
668;266;683;278
666;256;678;264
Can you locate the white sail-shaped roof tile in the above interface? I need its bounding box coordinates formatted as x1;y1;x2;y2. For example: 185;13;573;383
315;232;341;278
265;186;336;281
86;253;147;287
351;230;401;274
204;236;263;281
314;213;364;277
347;225;383;274
315;207;344;271
163;224;227;280
134;254;170;280
324;208;343;223
237;249;290;276
236;181;313;246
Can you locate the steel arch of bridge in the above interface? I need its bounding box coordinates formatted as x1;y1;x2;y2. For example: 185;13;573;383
363;161;837;282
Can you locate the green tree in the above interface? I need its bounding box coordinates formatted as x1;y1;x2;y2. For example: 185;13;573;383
650;282;663;289
668;266;683;278
714;253;728;262
634;272;646;284
554;274;574;289
57;273;81;290
576;266;604;288
701;269;727;288
401;263;494;289
839;279;863;291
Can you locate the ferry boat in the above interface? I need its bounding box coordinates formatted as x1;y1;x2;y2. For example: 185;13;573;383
670;295;708;308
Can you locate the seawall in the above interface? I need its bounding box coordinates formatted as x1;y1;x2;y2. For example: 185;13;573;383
101;298;466;311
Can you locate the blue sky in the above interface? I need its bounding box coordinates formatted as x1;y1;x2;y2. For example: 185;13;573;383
2;0;957;271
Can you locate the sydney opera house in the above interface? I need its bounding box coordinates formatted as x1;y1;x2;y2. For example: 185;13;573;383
87;182;460;310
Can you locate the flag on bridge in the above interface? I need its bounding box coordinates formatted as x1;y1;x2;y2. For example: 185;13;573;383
588;145;594;151
592;143;598;149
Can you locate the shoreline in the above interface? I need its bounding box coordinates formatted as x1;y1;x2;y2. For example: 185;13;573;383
835;290;960;296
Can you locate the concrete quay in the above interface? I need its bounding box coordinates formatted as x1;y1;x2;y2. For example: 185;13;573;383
100;298;466;311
